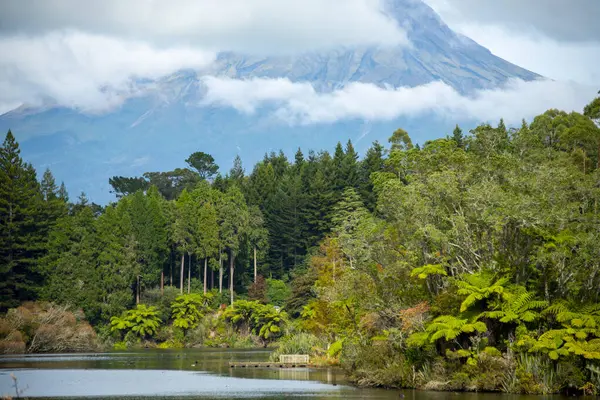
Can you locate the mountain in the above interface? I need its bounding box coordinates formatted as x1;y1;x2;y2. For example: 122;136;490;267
210;0;536;92
0;0;539;204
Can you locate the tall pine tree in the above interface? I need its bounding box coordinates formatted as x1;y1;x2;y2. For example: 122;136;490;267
0;130;44;309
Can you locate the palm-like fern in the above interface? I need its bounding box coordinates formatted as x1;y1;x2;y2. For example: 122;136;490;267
171;293;208;331
426;315;487;342
410;264;447;280
544;301;600;332
110;304;162;338
480;290;548;324
519;302;600;360
455;272;510;312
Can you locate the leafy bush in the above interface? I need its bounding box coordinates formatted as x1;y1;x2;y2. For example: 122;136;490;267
157;339;184;349
247;275;267;303
266;279;291;306
221;300;288;345
110;304;162;340
141;286;180;322
270;332;327;361
171;293;212;333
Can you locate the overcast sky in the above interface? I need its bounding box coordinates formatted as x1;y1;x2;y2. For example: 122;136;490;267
0;0;597;120
422;0;600;85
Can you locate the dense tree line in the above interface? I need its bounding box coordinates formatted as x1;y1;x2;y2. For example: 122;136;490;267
1;94;600;394
0;128;384;325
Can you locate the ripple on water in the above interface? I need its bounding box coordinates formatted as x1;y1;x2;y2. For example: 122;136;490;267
0;369;346;398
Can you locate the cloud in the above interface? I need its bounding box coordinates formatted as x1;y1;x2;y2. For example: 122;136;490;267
0;31;215;114
201;76;597;125
131;156;150;168
422;0;600;86
422;0;600;43
452;25;600;86
0;0;407;54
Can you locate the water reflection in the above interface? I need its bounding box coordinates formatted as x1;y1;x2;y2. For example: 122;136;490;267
0;350;570;400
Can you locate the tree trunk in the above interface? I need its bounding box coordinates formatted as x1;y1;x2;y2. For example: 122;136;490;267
219;249;223;293
203;258;208;295
596;140;600;170
160;271;164;296
136;275;140;305
254;246;257;283
332;259;336;282
180;253;184;294
210;267;214;290
230;249;235;306
188;253;191;294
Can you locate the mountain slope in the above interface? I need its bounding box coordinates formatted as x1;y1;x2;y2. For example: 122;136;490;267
207;0;537;93
0;0;539;204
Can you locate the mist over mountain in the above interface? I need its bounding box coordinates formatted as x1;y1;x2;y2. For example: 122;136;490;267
0;0;541;203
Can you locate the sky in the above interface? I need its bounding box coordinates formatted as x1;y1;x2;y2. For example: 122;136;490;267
0;0;598;122
422;0;600;85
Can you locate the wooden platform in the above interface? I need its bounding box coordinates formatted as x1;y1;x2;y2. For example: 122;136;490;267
228;361;313;368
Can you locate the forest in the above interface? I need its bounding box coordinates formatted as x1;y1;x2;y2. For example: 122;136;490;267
1;94;600;395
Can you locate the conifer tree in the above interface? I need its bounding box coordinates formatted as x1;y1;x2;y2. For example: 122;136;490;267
452;125;464;148
0;130;44;309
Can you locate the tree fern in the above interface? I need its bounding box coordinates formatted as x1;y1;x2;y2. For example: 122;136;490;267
171;293;209;332
480;290;547;325
426;315;487;342
110;304;162;339
519;302;600;361
455;272;510;312
545;301;600;331
410;264;447;280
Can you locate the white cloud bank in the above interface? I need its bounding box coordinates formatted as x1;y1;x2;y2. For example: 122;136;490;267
0;0;408;114
201;76;597;125
0;0;406;54
0;31;215;113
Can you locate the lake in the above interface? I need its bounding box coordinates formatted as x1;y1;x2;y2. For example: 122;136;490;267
0;348;562;399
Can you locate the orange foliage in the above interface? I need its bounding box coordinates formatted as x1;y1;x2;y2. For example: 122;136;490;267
311;236;345;289
398;301;430;333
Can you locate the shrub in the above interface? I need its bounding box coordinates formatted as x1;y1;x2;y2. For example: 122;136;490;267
247;275;267;303
157;340;184;349
110;304;162;340
221;300;288;345
141;286;179;322
0;302;98;354
270;332;327;361
266;279;291;306
185;322;207;347
171;293;212;334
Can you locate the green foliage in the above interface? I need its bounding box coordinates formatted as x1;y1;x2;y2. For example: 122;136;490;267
327;339;344;357
455;272;510;312
480;289;548;324
171;293;212;331
411;264;447;280
0;130;45;309
4;95;600;394
185;151;219;180
222;300;288;343
424;315;487;342
266;279;291;306
270;332;327;361
108;176;149;198
517;302;600;361
110;304;162;339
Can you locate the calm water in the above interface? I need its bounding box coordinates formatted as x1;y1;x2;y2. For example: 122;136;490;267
0;348;565;399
